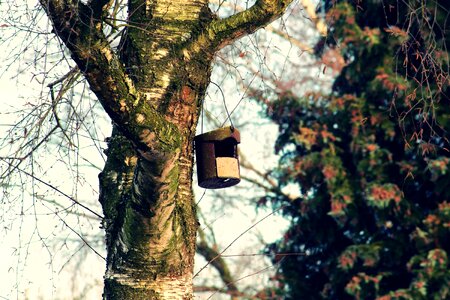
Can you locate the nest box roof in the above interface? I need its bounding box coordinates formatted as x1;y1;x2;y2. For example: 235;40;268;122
194;126;240;143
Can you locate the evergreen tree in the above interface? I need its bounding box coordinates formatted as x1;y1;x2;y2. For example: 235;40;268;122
264;1;450;299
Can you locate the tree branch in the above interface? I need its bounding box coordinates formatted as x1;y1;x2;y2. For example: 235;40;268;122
39;0;181;158
207;0;294;50
197;227;239;295
88;0;115;18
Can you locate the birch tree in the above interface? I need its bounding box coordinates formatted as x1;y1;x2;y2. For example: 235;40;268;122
24;0;295;298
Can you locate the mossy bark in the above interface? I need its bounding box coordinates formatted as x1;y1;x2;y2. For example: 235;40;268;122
39;0;293;298
99;2;212;298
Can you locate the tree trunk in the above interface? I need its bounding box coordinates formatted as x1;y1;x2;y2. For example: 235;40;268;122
99;2;212;297
99;125;199;298
38;0;293;298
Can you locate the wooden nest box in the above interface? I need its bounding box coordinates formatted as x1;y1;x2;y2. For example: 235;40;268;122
194;126;240;189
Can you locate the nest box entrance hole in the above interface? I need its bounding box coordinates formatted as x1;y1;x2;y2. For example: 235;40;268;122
214;138;237;158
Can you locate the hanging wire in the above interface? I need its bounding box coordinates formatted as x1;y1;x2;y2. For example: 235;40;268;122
209;81;234;131
200;93;204;134
227;72;257;121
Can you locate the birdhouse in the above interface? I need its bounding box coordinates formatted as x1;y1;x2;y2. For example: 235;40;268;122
194;126;240;189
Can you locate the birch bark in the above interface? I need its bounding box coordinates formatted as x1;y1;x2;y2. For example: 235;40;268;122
38;0;293;298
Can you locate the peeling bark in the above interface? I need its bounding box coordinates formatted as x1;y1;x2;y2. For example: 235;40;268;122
38;0;293;298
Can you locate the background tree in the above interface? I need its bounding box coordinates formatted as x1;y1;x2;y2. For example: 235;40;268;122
1;0;296;298
262;0;450;299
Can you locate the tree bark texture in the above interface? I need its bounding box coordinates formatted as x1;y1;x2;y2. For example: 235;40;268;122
38;0;293;298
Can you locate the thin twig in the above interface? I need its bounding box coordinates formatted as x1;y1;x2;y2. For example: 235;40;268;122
55;212;105;260
0;158;103;219
194;205;285;278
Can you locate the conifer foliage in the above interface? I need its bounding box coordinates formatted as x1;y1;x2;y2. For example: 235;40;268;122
264;1;450;299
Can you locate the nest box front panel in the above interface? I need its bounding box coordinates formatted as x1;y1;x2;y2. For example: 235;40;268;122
216;157;239;179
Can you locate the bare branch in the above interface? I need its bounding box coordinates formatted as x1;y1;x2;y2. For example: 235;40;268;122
194;206;283;278
240;151;298;201
194;285;247;298
197;227;239;295
48;67;81;146
56;212;106;260
0;158;103;219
